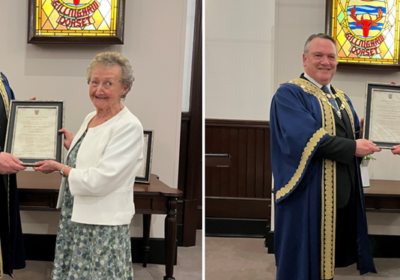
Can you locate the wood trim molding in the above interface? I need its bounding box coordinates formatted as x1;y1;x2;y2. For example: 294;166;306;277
177;0;203;246
206;119;270;129
206;196;271;220
206;218;269;238
181;112;190;121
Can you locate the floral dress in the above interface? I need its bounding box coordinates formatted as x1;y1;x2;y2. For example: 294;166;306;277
51;131;134;280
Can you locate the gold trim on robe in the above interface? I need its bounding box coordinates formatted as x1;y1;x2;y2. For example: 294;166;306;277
0;72;10;119
275;127;327;200
283;78;357;279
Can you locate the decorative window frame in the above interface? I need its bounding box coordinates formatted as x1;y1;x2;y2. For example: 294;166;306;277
325;0;400;70
27;0;126;44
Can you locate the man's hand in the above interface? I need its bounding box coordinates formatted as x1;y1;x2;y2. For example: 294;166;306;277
0;152;26;174
355;139;381;157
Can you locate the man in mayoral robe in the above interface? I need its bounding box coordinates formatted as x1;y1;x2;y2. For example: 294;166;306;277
270;33;380;280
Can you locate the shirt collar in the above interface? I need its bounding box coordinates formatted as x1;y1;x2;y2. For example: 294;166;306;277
304;72;331;94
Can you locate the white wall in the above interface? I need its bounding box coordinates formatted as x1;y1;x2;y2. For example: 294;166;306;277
205;0;274;121
273;0;400;235
1;0;188;238
182;0;196;112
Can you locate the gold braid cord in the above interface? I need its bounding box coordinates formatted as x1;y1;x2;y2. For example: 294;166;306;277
0;72;10;119
285;78;353;279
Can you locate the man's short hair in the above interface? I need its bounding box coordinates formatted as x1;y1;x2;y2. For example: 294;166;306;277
304;33;338;56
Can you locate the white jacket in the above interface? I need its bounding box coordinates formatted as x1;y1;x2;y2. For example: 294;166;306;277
56;106;144;225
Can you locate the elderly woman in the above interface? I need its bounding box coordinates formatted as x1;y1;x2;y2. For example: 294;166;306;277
34;52;143;280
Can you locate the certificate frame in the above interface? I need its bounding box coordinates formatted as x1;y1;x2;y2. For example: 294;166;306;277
4;100;65;166
364;82;400;149
27;0;126;44
135;130;154;184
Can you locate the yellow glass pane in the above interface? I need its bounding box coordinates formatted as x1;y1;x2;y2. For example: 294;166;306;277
92;10;104;30
98;20;110;31
337;29;347;47
384;51;394;60
379;41;389;59
42;0;54;18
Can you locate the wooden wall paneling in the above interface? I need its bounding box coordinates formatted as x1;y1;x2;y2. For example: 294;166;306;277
205;119;272;237
220;128;231;197
246;128;256;198
206;197;270;219
210;127;222;197
229;128;239;197
255;129;265;198
238;128;247;198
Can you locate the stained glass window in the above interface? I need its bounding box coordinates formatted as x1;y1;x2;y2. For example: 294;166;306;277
331;0;399;65
34;0;119;38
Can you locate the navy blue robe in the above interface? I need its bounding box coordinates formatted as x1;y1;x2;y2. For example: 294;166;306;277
0;72;26;277
270;78;376;280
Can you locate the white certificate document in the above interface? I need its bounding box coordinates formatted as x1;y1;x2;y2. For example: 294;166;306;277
11;106;58;159
369;89;400;143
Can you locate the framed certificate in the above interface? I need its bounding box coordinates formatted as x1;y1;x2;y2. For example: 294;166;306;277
135;130;154;184
364;83;400;149
4;101;65;166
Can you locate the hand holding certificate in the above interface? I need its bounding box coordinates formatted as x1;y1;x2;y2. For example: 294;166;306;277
364;83;400;149
5;101;65;166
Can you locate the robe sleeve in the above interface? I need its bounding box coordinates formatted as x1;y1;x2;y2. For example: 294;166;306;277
270;83;329;203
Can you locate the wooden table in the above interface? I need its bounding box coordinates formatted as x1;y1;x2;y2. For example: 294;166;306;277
17;172;182;280
364;179;400;212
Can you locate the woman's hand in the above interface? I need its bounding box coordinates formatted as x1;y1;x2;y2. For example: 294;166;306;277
33;160;62;174
59;128;73;150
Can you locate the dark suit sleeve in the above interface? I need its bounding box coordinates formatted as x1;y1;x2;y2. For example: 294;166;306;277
314;135;356;164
